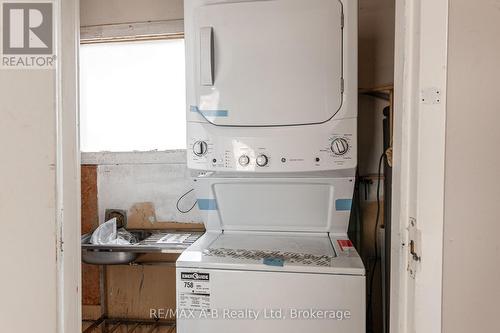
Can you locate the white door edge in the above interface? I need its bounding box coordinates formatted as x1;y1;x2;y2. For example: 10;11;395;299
56;0;81;332
391;0;449;332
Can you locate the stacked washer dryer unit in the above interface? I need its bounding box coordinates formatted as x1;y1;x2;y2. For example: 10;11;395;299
177;0;363;332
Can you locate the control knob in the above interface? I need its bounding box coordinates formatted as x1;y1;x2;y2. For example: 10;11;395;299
256;154;269;167
193;141;208;156
238;155;250;166
331;138;349;155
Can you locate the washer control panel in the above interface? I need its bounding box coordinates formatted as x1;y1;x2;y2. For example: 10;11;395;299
188;118;357;172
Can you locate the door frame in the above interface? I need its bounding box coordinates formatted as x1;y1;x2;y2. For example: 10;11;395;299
57;0;81;332
391;0;449;332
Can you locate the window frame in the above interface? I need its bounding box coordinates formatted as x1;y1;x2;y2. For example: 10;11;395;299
80;20;186;164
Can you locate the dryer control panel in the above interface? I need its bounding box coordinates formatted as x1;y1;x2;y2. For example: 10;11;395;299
188;117;357;173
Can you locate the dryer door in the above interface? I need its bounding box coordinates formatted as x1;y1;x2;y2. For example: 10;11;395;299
192;0;343;127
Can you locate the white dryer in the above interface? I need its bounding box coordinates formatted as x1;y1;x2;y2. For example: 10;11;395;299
177;0;363;332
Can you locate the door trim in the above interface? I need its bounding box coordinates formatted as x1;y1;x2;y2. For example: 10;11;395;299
391;0;449;332
56;0;81;332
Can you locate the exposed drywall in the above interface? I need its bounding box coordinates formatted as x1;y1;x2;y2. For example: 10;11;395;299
80;0;183;26
442;1;500;332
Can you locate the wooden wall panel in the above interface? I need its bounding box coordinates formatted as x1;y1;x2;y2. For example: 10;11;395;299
106;265;177;320
82;165;98;233
82;264;101;306
82;165;101;306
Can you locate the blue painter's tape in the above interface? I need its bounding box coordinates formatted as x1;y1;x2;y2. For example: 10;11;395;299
197;199;218;211
190;106;229;117
336;199;353;211
263;257;284;267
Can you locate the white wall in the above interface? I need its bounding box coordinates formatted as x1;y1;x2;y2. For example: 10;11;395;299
442;1;500;332
0;1;80;332
0;67;58;333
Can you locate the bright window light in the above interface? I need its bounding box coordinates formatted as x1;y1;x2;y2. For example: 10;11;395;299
80;39;186;152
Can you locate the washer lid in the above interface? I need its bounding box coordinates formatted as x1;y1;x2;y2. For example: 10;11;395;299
192;0;343;127
177;232;365;275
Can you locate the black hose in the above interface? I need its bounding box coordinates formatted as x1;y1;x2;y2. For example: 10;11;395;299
176;189;197;214
367;152;386;332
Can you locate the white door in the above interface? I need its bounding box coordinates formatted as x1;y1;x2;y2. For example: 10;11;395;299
192;0;344;126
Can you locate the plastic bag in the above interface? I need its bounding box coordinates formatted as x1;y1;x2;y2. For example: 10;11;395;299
117;228;138;244
90;218;137;245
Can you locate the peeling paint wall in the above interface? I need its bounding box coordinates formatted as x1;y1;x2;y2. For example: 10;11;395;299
96;159;202;225
80;151;203;227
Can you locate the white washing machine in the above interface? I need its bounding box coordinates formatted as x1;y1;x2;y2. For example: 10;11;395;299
177;0;363;332
177;232;364;332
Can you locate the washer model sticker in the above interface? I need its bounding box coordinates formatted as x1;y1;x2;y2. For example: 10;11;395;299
179;272;211;311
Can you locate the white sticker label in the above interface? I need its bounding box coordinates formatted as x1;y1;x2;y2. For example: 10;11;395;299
157;234;191;244
179;272;211;311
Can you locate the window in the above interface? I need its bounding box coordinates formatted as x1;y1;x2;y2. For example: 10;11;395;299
80;38;186;152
